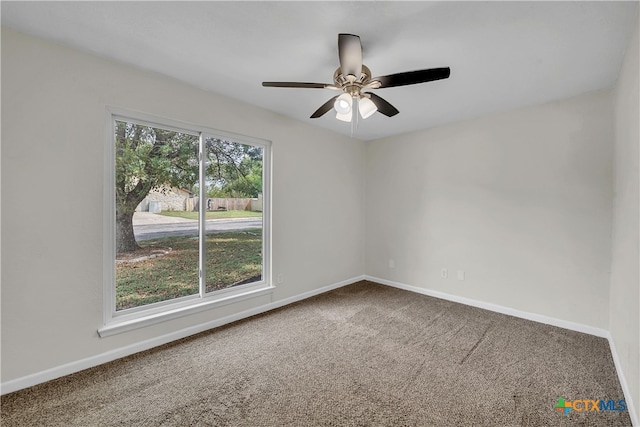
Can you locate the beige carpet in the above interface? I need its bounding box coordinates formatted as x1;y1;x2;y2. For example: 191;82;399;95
1;281;632;426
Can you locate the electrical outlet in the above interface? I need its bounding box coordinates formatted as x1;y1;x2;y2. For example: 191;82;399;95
441;268;448;279
389;259;395;269
276;274;284;285
457;270;465;281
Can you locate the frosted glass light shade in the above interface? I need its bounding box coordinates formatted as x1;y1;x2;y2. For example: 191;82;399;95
334;93;352;114
359;97;377;119
336;111;352;122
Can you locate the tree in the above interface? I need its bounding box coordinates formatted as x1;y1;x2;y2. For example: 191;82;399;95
204;137;263;198
206;156;262;198
115;121;199;253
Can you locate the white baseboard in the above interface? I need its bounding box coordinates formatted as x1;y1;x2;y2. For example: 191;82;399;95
607;332;639;426
365;275;637;426
1;275;364;395
365;275;609;337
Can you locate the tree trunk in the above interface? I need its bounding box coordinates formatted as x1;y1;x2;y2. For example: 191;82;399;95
116;209;140;253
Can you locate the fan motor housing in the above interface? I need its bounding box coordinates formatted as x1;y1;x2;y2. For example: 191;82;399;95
333;65;373;97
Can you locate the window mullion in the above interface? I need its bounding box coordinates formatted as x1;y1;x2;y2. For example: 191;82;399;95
198;132;206;298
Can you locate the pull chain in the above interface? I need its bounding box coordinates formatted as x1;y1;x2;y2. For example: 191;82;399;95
350;97;359;138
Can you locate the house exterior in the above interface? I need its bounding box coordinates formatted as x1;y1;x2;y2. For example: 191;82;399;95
136;186;193;212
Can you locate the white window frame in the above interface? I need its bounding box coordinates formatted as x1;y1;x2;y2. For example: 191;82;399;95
99;107;272;337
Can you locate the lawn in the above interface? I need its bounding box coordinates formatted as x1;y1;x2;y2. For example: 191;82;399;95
116;229;262;311
158;210;262;220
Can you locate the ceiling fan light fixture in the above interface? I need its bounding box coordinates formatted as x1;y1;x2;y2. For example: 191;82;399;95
358;96;377;119
334;93;352;114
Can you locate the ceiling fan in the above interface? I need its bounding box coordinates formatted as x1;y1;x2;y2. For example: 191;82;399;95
262;33;450;122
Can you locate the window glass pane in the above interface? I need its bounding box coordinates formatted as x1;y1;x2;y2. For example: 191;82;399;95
203;137;263;293
114;120;200;311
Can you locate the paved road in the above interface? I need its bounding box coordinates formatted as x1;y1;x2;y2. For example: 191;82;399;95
135;218;262;241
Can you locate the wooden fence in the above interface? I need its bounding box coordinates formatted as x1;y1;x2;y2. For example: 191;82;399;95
207;198;251;211
185;197;258;212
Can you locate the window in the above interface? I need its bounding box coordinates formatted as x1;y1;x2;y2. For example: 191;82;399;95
100;109;271;336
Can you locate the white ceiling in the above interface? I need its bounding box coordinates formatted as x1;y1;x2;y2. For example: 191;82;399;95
2;1;638;141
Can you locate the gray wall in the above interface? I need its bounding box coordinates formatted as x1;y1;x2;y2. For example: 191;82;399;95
365;90;614;328
611;11;640;419
1;28;365;383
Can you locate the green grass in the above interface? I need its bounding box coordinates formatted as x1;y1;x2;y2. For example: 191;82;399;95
116;229;262;311
158;210;262;220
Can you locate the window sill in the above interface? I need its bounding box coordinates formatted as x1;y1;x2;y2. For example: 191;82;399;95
98;285;275;338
